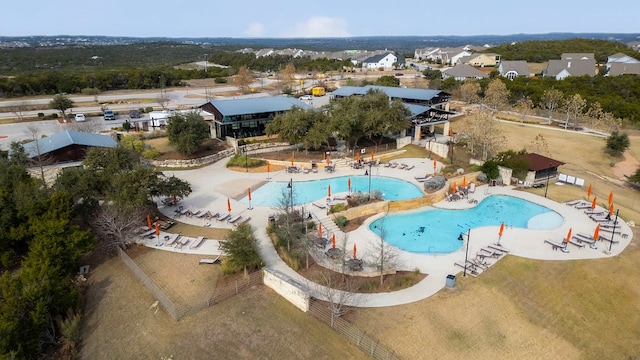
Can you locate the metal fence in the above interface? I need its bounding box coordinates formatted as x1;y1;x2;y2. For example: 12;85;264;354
308;299;400;360
117;247;263;320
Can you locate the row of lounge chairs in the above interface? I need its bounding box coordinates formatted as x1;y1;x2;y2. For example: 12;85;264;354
383;162;414;170
454;244;510;276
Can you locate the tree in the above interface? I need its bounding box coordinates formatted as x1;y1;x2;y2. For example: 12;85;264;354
281;63;296;89
562;93;586;130
314;271;361;327
49;93;74;122
90;204;144;254
483;79;509;112
629;167;640;183
156;88;174;110
366;222;398;285
24;125;52;183
219;222;262;276
235;66;254;94
605;130;630;157
266;107;314;149
515;95;533;125
166;112;210;155
464;108;506;160
458;81;481;104
481;160;500;181
375;75;400;87
541;88;564;125
8;100;29;121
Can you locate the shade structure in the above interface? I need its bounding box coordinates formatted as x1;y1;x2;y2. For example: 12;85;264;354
462;176;467;187
499;222;505;237
327;185;331;197
565;228;572;243
587;184;592;199
227;198;231;213
326;154;330;165
371;150;375;162
591;196;597;210
608;191;613;205
331;234;336;248
452;182;457;194
318;223;322;238
247;188;252;201
593;224;600;240
353;243;357;259
290;155;294;166
155;221;160;236
609;203;614;216
147;214;152;229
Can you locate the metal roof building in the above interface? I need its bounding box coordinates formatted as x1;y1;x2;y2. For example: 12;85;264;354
22;130;117;160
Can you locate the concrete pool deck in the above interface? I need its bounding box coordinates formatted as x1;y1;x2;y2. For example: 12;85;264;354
155;157;634;308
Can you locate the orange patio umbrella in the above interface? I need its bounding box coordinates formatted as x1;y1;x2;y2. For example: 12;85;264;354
290;154;294;166
318;223;323;238
353;243;357;259
355;152;360;162
370;150;375;162
147;214;152;229
609;203;614;216
155;221;160;237
452;182;457;194
565;228;572;243
327;184;331;197
499;222;505;237
433;159;437;172
247;188;253;209
266;161;270;172
587;184;592;199
462;176;467;187
331;234;336;248
227;198;231;213
448;127;453;136
326;154;331;165
608;191;613;205
591;196;597;210
593;224;600;240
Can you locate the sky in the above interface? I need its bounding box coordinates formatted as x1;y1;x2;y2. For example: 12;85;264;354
1;0;638;38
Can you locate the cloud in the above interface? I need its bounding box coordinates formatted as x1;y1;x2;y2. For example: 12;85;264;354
245;23;265;37
282;16;350;37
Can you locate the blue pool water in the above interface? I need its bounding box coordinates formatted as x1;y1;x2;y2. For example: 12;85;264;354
369;195;563;254
240;176;423;207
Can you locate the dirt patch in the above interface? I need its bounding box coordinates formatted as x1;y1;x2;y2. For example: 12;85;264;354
613;147;639;179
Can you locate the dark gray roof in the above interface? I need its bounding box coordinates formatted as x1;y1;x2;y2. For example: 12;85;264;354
23;130;117;158
208;96;311;116
561;53;594;61
545;58;595;78
332;85;444;101
608;62;640;76
362;52;394;64
499;60;529;77
443;64;487;78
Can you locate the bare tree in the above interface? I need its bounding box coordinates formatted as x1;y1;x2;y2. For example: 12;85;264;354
235;66;254;94
529;133;551;157
156;88;174;110
366;222;398;285
483;79;509;113
562;93;586;130
281;63;297;89
464;108;507;160
314;271;362;327
8;100;30;121
90;204;145;255
24;125;52;183
515;95;533;125
275;185;299;252
68;118;103;134
542;88;564;125
458;81;481;104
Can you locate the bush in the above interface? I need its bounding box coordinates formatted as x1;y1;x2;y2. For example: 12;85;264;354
334;215;348;229
606;130;630;156
138;107;146;114
214;77;228;84
145;106;154;113
37;112;45;117
330;203;347;213
142;149;161;159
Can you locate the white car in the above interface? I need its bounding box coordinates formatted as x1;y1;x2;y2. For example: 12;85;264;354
75;114;86;122
299;95;312;101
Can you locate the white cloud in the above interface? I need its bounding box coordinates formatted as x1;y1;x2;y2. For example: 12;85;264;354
282;16;350;37
245;23;265;37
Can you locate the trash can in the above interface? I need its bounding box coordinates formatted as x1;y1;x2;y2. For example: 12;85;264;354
446;274;456;287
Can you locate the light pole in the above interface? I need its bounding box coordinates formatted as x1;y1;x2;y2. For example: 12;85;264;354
609;209;619;252
243;144;248;173
364;162;372;201
544;162;552;198
287;178;293;214
458;229;471;277
203;54;208;73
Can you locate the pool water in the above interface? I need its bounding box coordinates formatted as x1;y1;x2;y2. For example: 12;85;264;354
369;195;563;253
240;176;423;207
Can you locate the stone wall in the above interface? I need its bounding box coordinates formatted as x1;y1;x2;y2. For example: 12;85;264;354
396;136;412;149
148;148;235;168
263;268;310;312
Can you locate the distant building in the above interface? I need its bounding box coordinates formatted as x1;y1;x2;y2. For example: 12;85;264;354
199;96;311;140
521;153;565;184
498;60;530;80
22;130;117;164
543;53;596;80
361;52;404;69
607;62;640;76
457;53;501;67
442;64;487;80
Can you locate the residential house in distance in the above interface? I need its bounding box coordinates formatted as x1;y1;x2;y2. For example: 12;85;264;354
498;60;530;80
458;53;501;67
606;53;640;69
414;45;485;65
199;96;311;140
543;53;596;80
442;64;488;81
605;53;640;75
361;52;405;69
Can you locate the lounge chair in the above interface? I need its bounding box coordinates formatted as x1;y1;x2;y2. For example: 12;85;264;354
228;215;242;224
488;244;510;253
590;215;618;224
176;237;189;250
303;168;310;174
312;201;326;209
165;234;180;246
455;261;478;275
217;213;230;221
469;258;489;270
383;162;391;168
567;239;585;249
196;210;209;218
240;216;251;224
190;236;205;249
598;235;619;244
572;235;595;244
575;203;592;209
565;200;582;206
599;227;621;235
544;239;569;252
390;162;398;168
140;229;156;238
199;256;220;265
468;183;476;193
405;165;415;171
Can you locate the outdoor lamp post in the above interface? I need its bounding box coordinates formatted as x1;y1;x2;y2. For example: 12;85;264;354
287;178;293;214
364;162;372;201
458;229;471;277
609;209;620;252
544;162;552;198
243;144;248;173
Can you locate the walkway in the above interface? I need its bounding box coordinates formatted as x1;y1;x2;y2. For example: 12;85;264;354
155;157;633;307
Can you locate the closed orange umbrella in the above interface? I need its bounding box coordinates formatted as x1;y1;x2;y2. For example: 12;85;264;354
449;127;453;136
326;154;330;165
462;176;467;187
591;196;597;210
227;198;231;213
608;191;613;205
348;178;351;191
452;182;457;194
355;152;360;162
353;243;357;259
587;184;592;199
318;223;322;238
247;188;252;201
155;221;160;237
331;234;336;249
499;222;505;237
370;150;375;162
593;224;600;240
267;161;270;172
147;214;152;229
290;155;294;166
433;159;437;172
609;203;614;216
565;228;572;243
327;184;331;197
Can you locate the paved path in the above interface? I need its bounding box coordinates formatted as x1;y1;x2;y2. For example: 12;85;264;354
153;157;633;307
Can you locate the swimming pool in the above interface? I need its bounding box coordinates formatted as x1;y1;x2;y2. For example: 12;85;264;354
369;195;563;253
240;176;423;207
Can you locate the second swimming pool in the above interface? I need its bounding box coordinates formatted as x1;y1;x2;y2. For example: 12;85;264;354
369;195;564;253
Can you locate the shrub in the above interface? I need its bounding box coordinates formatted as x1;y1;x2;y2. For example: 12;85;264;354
37;112;45;117
214;77;228;84
142;149;161;159
606;130;630;156
145;106;154;113
330;203;347;213
334;215;348;229
138;107;146;114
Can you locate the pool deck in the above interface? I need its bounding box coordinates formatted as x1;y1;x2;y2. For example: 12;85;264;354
153;157;634;308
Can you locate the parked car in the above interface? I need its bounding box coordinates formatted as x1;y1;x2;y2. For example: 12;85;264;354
103;109;116;121
394;72;403;77
75;113;86;122
299;95;312;101
129;109;140;118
